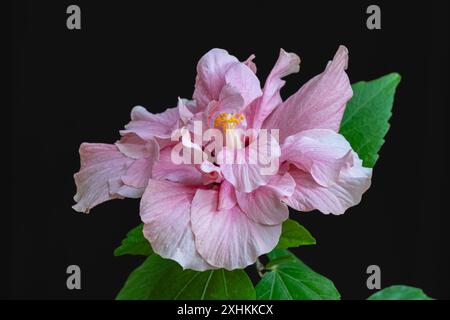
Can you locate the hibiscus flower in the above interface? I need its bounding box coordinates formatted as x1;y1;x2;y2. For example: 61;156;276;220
73;46;372;271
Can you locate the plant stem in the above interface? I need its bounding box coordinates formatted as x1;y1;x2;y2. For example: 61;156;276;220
256;258;265;278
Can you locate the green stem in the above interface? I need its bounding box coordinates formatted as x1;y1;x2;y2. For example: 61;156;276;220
256;258;265;278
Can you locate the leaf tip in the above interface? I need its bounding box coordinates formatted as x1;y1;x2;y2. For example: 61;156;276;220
387;72;402;85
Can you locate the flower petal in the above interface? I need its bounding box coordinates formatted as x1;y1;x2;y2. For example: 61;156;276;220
121;106;180;140
281;129;352;187
193;48;239;109
115;133;157;159
218;148;269;192
121;157;154;189
285;152;372;215
200;160;223;184
236;173;295;225
224;62;262;107
73;143;134;213
140;179;212;271
205;85;246;127
178;98;195;124
244;54;257;73
263;45;352;142
191;189;281;270
218;133;281;192
248;49;300;130
108;176;144;199
114;134;159;189
218;180;237;210
153;146;203;185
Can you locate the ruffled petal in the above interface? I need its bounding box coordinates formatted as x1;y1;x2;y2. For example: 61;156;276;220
115;132;158;159
121;106;180;140
73;143;134;213
200;160;223;184
191;189;281;270
218;133;281;192
205;85;245;127
236;173;295;225
108;176;144;199
281;129;352;187
193;48;239;109
263;46;352;142
121;157;154;189
224;62;262;107
114;134;159;189
285;152;372;215
178;99;193;124
244;54;257;74
153;146;203;185
248;49;300;129
140;179;212;271
218;180;237;210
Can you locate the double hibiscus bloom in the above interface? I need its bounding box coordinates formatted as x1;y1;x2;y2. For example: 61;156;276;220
73;47;372;271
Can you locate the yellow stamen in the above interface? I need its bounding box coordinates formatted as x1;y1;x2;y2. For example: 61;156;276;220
214;113;245;131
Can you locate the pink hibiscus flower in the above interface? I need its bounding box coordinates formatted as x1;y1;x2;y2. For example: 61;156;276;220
73;46;372;271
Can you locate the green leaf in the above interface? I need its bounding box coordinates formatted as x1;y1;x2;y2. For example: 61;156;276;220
276;219;316;250
256;249;340;300
116;254;256;300
367;285;433;300
114;224;153;257
265;255;297;269
340;73;401;168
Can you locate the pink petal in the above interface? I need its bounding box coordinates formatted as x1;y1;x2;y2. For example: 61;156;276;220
140;179;212;271
108;177;144;199
205;86;246;127
193;49;239;109
73;143;134;213
281;129;353;187
285;152;372;215
121;106;180;140
121;157;154;189
191;189;281;270
263;46;352;142
114;133;159;189
178;98;194;124
218;180;237;210
200;160;223;185
224;62;262;107
115;133;155;159
153;146;203;185
244;54;257;73
236;173;295;225
248;49;300;130
218;147;269;192
218;133;281;192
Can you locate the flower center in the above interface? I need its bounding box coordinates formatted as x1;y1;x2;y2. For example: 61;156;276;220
214;113;245;131
214;113;246;149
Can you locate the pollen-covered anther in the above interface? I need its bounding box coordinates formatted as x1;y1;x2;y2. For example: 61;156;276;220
214;113;245;131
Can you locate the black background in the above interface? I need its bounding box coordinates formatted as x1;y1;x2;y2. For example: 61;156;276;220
7;0;449;300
